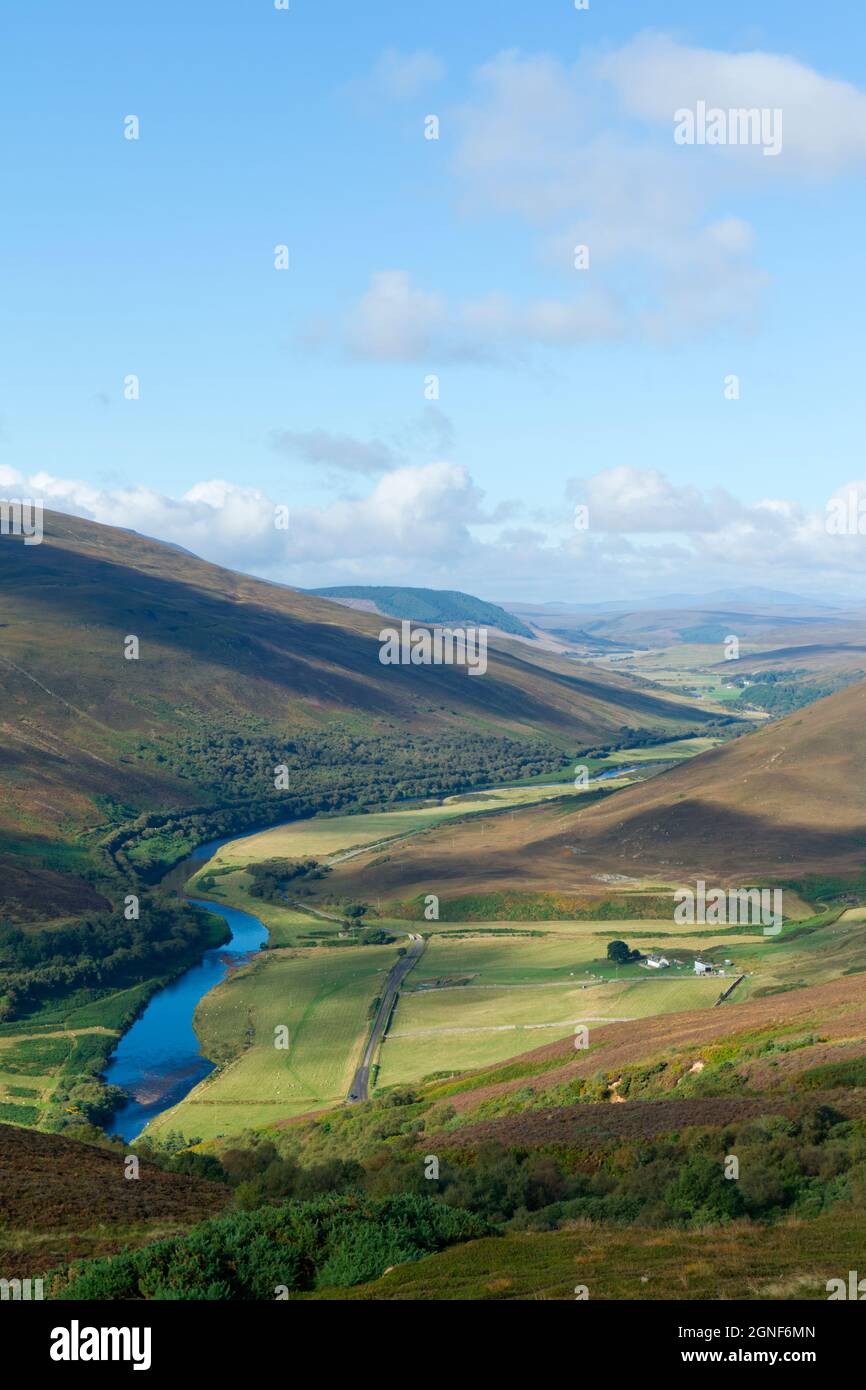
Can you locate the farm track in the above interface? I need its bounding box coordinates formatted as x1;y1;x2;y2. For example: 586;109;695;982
347;936;426;1103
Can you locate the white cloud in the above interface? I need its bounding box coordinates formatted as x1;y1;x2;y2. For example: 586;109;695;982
577;466;743;534
599;33;866;176
348;48;445;105
333;40;866;360
10;462;487;577
10;463;866;603
453;50;591;220
344;270;623;361
347;271;449;361
448;49;773;343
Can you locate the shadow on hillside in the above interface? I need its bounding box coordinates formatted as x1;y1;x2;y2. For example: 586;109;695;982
0;534;711;736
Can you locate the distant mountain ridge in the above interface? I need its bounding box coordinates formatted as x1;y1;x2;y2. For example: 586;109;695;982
308;585;534;637
503;587;847;617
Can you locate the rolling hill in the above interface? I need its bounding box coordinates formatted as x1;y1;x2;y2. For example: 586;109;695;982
308;585;535;638
0;511;717;919
309;677;866;904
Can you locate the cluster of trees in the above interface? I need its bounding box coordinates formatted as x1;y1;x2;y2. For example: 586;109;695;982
731;669;860;718
219;1142;365;1208
251;1101;866;1231
506;1103;864;1231
607;940;643;964
246;858;329;903
0;900;223;1021
131;1099;866;1242
111;726;572;879
136;726;570;810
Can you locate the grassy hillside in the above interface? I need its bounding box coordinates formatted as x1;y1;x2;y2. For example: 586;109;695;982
144;944;394;1141
308;585;535;637
312;679;866;904
311;1211;866;1301
0;511;716;917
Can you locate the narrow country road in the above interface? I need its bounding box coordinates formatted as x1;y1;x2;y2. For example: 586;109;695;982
347;934;425;1103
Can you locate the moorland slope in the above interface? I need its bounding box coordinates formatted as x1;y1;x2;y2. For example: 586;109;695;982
0;511;716;917
313;679;866;903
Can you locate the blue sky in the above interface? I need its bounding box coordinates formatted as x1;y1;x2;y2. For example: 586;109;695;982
3;1;866;601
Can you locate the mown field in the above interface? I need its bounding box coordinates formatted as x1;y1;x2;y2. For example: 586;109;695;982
378;979;722;1086
599;734;723;763
144;945;395;1142
196;783;591;872
376;929;733;1087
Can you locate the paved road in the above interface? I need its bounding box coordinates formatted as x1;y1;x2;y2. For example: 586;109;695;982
347;934;425;1103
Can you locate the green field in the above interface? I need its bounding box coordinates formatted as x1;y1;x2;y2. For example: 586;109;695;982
0;1005;151;1132
189;889;337;948
599;735;722;765
193;783;600;876
401;927;759;977
144;945;395;1142
376;931;727;1086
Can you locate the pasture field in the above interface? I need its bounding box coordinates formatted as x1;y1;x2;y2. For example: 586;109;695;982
378;1025;579;1082
599;735;722;765
377;977;722;1086
192;783;591;875
725;908;866;1002
0;1022;129;1130
404;926;761;978
144;945;395;1142
377;929;726;1087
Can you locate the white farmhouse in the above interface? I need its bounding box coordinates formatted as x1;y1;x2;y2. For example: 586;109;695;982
645;954;670;970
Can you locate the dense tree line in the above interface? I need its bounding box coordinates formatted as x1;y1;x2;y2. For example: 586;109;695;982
0;900;224;1021
150;1097;864;1234
107;726;572;880
240;1100;866;1228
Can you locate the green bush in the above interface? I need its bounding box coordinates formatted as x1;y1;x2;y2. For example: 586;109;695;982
48;1194;490;1300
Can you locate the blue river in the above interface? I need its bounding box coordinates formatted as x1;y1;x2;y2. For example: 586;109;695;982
103;837;268;1142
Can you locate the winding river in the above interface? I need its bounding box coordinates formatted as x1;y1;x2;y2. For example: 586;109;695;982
102;780;590;1142
103;838;268;1143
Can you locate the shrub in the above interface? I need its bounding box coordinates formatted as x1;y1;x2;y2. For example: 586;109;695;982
47;1193;490;1300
